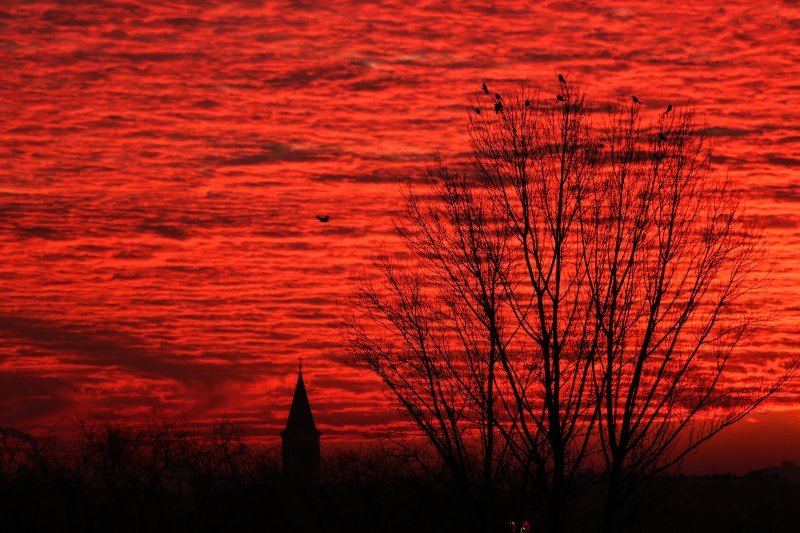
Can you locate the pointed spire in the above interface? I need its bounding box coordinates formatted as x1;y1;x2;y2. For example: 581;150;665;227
281;367;320;436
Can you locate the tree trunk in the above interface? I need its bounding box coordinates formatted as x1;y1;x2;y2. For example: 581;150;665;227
541;487;565;533
599;472;621;533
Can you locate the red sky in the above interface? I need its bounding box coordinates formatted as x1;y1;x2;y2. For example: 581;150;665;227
1;0;799;472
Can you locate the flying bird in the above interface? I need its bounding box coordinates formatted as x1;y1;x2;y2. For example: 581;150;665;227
494;101;503;113
556;94;565;102
558;73;566;84
665;103;673;114
482;82;489;94
475;106;481;115
316;215;330;223
495;93;502;100
632;96;641;104
658;132;668;141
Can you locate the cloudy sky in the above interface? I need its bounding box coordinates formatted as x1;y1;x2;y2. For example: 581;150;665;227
1;0;799;472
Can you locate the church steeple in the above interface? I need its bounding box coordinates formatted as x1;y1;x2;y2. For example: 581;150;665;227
281;365;321;491
281;367;320;436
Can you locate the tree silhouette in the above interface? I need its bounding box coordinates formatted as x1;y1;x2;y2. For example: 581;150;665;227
345;79;797;533
346;171;516;529
577;94;797;532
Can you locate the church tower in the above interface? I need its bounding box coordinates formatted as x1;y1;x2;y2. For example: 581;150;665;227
281;364;321;491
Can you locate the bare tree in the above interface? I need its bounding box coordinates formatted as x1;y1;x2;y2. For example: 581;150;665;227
346;158;516;531
467;83;603;532
0;427;45;485
585;100;798;532
345;79;796;533
193;419;248;492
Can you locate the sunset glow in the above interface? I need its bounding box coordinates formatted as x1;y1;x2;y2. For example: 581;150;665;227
1;0;799;473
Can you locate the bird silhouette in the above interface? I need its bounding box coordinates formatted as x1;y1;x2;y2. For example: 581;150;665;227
495;93;502;100
475;106;481;115
525;99;531;108
494;101;503;113
632;96;641;104
558;73;566;84
557;94;565;102
665;103;673;114
658;132;668;141
482;82;489;94
316;215;330;223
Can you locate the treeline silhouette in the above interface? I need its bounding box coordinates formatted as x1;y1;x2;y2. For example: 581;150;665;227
1;417;799;532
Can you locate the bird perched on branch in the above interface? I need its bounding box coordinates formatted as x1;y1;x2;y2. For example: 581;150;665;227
475;106;481;115
494;101;503;113
558;73;566;84
495;93;502;101
482;82;489;94
665;103;673;114
632;95;641;104
658;132;668;141
557;94;565;102
316;215;330;223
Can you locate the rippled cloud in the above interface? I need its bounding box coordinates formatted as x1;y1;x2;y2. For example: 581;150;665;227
0;0;798;464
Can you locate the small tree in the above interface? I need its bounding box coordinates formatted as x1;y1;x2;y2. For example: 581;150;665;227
345;78;796;533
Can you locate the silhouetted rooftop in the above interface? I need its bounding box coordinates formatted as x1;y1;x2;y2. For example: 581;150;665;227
281;371;320;436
